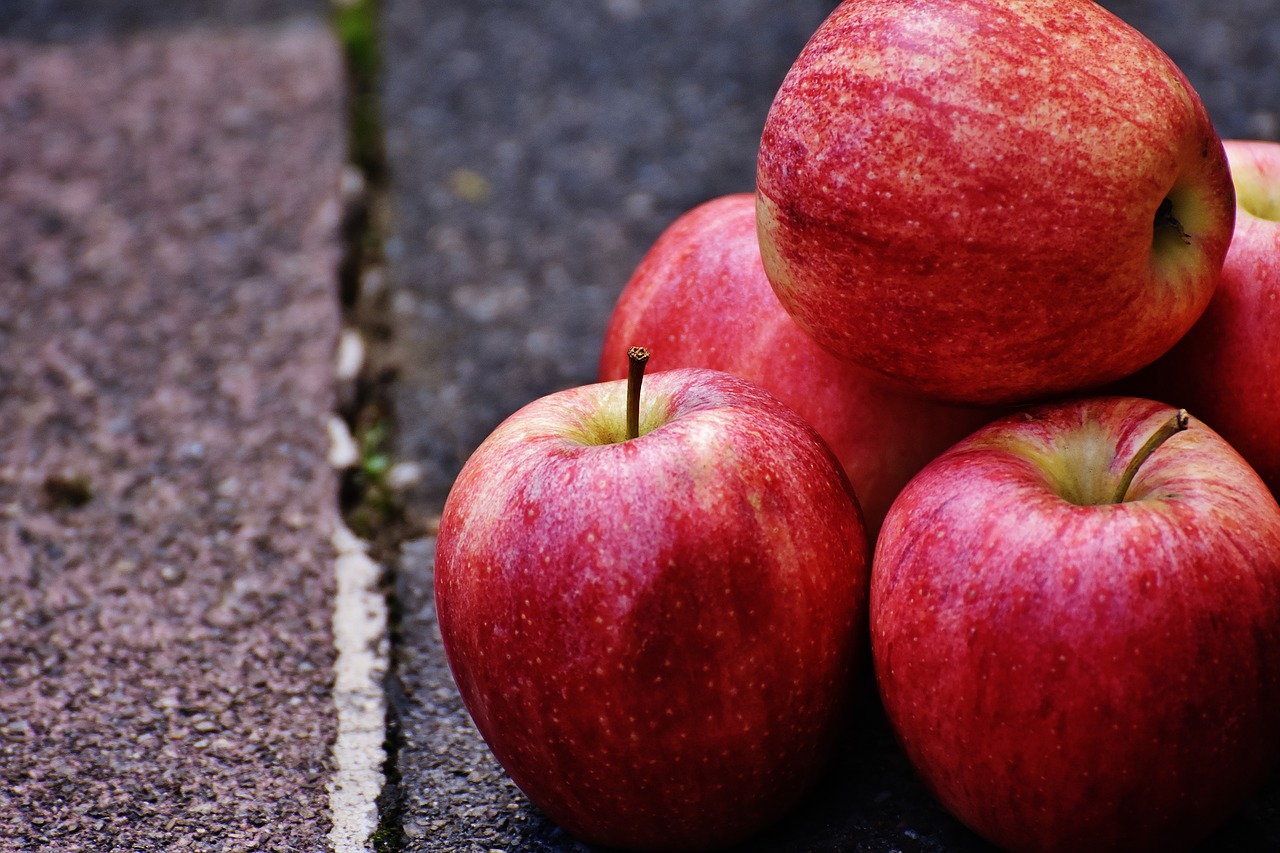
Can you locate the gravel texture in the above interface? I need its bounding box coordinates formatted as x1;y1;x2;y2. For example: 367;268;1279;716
378;0;1280;850
379;0;845;518
0;0;323;42
0;15;346;851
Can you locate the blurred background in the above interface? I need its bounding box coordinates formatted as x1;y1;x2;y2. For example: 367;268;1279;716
373;0;1280;523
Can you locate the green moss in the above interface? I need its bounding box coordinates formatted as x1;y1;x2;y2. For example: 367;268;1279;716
333;0;387;183
343;417;402;539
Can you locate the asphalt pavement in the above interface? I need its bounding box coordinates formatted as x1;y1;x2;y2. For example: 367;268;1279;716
377;0;1280;851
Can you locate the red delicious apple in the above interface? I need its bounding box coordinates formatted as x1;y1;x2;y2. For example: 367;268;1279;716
1114;139;1280;495
434;361;870;852
756;0;1236;404
871;396;1280;852
599;193;994;537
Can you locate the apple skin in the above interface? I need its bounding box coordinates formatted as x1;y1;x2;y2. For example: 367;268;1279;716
870;396;1280;852
599;193;995;537
434;367;870;852
756;0;1236;405
1112;139;1280;496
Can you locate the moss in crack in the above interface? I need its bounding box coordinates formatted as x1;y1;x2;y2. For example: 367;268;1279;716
342;416;403;541
334;0;388;308
332;2;409;850
332;0;398;541
334;0;387;186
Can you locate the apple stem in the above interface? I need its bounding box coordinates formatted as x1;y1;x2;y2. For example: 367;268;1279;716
1113;409;1190;503
1155;197;1192;244
626;346;650;441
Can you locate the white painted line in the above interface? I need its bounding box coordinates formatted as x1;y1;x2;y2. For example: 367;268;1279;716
328;522;389;852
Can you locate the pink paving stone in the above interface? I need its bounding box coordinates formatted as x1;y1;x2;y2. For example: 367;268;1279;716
0;21;347;850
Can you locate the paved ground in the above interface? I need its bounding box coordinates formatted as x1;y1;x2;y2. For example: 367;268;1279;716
377;0;1280;851
0;2;384;850
4;0;1280;851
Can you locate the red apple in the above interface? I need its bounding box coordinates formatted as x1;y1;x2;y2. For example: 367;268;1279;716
871;396;1280;852
756;0;1235;404
1114;139;1280;495
434;362;870;852
599;193;994;537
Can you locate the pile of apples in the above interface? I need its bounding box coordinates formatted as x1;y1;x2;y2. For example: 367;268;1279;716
432;1;1280;851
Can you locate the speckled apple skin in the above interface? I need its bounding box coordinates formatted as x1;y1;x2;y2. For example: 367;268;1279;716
871;397;1280;853
598;193;994;538
1117;140;1280;496
756;0;1235;405
435;368;870;852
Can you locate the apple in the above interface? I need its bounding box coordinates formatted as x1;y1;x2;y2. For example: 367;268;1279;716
599;193;994;537
434;358;870;851
870;396;1280;852
1113;139;1280;496
755;0;1236;405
